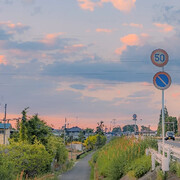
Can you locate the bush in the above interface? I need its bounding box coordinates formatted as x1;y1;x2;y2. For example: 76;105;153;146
0;141;53;177
127;155;151;178
0;153;16;180
46;136;68;165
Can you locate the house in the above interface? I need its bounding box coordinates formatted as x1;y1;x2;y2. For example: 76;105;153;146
66;126;83;139
0;123;12;145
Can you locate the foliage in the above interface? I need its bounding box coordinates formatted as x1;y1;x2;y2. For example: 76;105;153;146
78;131;85;142
112;126;121;133
126;155;151;178
46;136;68;165
157;107;178;136
0;153;16;180
95;121;104;135
85;128;94;134
123;124;139;132
90;136;157;180
26;114;52;146
170;161;180;178
141;125;151;131
19;108;28;141
84;134;106;150
0;141;53;178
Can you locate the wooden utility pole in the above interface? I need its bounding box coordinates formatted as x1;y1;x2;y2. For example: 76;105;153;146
3;104;7;145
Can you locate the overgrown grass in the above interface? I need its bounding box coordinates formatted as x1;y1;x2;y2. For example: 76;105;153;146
90;136;157;180
170;161;180;178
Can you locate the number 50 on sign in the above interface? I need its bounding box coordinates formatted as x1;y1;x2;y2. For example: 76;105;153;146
151;49;169;67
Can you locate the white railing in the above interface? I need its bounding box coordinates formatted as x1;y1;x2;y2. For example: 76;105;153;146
147;142;180;171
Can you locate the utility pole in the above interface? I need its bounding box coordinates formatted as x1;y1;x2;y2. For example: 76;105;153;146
3;104;7;145
64;118;67;144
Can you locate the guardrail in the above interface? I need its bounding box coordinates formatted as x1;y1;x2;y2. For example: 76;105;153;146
147;142;180;171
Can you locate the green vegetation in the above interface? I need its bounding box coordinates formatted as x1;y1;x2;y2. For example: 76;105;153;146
84;134;106;150
90;136;157;180
0;108;68;179
157;107;178;136
170;161;180;178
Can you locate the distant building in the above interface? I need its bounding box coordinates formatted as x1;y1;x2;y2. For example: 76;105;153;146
178;117;180;136
66;126;82;139
0;123;12;145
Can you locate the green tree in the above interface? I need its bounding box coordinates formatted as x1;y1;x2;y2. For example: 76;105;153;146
157;107;177;135
19;108;29;141
112;127;121;133
123;125;138;132
1;141;52;178
26;114;51;146
46;136;68;165
78;131;85;142
95;121;104;135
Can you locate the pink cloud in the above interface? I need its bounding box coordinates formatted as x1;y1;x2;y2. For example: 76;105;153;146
123;23;143;28
77;0;102;11
41;32;64;44
103;0;136;12
120;34;140;46
61;44;85;54
0;55;7;65
115;33;149;55
172;92;180;98
96;28;113;33
77;0;136;12
154;23;174;33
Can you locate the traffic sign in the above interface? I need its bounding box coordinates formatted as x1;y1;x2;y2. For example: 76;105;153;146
133;114;137;119
153;72;171;90
151;49;169;67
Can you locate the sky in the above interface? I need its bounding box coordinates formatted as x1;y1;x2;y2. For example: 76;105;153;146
0;0;180;130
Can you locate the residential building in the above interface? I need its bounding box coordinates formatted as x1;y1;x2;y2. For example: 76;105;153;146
0;123;12;145
66;126;82;139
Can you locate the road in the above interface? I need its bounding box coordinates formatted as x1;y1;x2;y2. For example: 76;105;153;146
165;140;180;148
59;152;93;180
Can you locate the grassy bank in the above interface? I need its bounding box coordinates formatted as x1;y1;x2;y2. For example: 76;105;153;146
89;136;157;180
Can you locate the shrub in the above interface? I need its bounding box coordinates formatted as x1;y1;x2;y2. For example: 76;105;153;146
1;141;52;177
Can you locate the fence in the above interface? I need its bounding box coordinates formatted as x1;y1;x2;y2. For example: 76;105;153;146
147;142;180;171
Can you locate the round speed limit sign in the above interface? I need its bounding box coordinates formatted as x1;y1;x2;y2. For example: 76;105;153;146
151;49;169;67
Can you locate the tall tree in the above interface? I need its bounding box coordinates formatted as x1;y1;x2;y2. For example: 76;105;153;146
95;121;104;135
26;114;51;146
19;108;29;141
157;107;177;135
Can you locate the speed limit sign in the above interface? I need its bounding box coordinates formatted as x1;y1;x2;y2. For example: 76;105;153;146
151;49;168;67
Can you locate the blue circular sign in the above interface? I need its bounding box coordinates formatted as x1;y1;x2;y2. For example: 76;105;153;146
153;72;171;90
133;114;137;119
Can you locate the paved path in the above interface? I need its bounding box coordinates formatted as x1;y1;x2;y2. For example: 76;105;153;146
59;152;93;180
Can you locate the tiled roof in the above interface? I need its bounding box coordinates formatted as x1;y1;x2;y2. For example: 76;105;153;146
67;126;82;132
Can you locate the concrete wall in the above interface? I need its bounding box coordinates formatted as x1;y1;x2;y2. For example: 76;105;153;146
0;129;10;145
71;143;83;151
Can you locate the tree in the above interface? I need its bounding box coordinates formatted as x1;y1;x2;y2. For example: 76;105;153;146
95;121;104;135
112;127;121;133
19;108;29;141
141;125;151;132
78;131;85;142
157;107;178;135
123;125;139;132
26;114;52;146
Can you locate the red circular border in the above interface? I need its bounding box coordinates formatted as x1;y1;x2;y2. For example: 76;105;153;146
151;49;169;67
153;71;171;90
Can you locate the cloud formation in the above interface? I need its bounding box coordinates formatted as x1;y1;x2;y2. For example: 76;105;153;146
96;28;113;33
77;0;136;12
154;23;174;33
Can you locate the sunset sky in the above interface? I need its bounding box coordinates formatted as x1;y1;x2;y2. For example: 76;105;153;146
0;0;180;130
